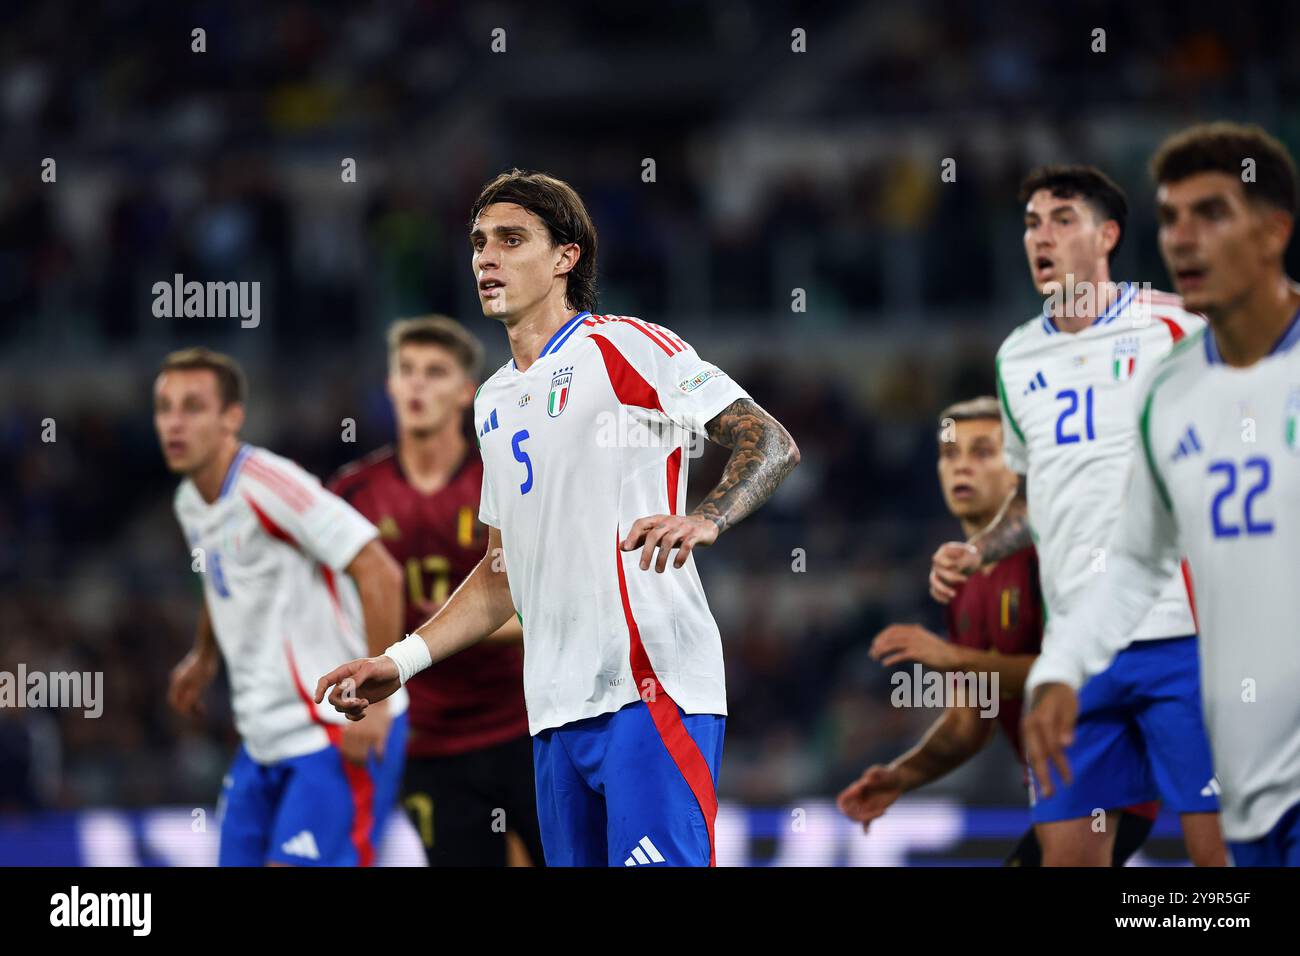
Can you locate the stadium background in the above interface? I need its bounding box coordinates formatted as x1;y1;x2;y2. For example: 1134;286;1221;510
2;0;1298;865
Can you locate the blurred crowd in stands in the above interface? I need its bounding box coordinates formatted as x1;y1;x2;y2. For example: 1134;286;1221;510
3;0;1299;810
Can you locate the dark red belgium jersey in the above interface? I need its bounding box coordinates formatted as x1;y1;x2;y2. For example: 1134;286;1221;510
940;547;1161;821
943;547;1042;763
328;445;529;757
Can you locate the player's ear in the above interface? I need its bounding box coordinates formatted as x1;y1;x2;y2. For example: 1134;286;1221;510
1100;219;1121;259
554;241;580;278
223;401;246;434
1263;208;1293;261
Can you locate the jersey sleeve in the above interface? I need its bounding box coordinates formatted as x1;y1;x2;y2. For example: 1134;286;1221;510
591;318;751;434
995;356;1028;474
473;388;501;528
1025;387;1181;692
241;454;378;571
478;457;501;528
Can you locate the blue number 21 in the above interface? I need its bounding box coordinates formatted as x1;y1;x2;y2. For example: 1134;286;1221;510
512;429;533;495
1208;456;1273;538
1055;387;1096;445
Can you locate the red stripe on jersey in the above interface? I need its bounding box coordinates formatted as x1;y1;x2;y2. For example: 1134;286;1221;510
1181;559;1199;633
244;457;314;513
1144;291;1183;305
665;447;682;515
591;334;663;411
1157;314;1186;344
246;456;315;510
284;642;376;867
319;563;354;636
613;532;718;866
621;317;678;355
244;493;301;548
653;323;687;352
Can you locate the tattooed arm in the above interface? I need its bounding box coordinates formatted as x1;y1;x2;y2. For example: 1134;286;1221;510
620;397;800;573
929;474;1031;604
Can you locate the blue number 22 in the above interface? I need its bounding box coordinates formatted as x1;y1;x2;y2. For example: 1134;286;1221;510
1208;456;1273;538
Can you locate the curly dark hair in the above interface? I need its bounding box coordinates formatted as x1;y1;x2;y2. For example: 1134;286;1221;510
1150;121;1297;214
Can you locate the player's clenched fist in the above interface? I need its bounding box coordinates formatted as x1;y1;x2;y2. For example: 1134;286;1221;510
836;765;906;833
1021;682;1078;800
315;656;401;722
929;540;980;604
621;513;719;573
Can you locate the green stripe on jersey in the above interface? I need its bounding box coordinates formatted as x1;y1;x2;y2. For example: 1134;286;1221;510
1138;381;1175;513
995;357;1027;446
1136;326;1204;513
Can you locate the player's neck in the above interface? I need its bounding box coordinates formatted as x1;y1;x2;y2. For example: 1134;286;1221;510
505;299;582;373
397;425;468;495
1208;275;1300;368
191;437;241;504
1047;271;1117;335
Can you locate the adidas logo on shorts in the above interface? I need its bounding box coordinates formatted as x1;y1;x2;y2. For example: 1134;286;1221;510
281;830;321;860
623;836;666;866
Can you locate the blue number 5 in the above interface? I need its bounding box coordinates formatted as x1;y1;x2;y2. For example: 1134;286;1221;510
512;429;533;495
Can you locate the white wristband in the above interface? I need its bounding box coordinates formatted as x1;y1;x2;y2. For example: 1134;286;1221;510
383;634;432;686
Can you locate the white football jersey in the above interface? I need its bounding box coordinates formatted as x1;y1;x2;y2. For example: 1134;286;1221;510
174;444;407;764
475;311;750;734
1029;317;1300;841
995;284;1203;638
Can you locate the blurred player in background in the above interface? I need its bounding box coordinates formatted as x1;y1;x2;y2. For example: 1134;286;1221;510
1026;123;1300;867
328;316;542;867
317;169;800;866
929;166;1226;866
837;397;1157;865
158;348;408;866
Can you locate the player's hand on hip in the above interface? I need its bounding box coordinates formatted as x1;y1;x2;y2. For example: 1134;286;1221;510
1022;683;1078;799
929;541;980;604
621;514;719;573
315;656;400;722
836;765;904;832
167;651;217;718
869;623;959;669
339;699;391;764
